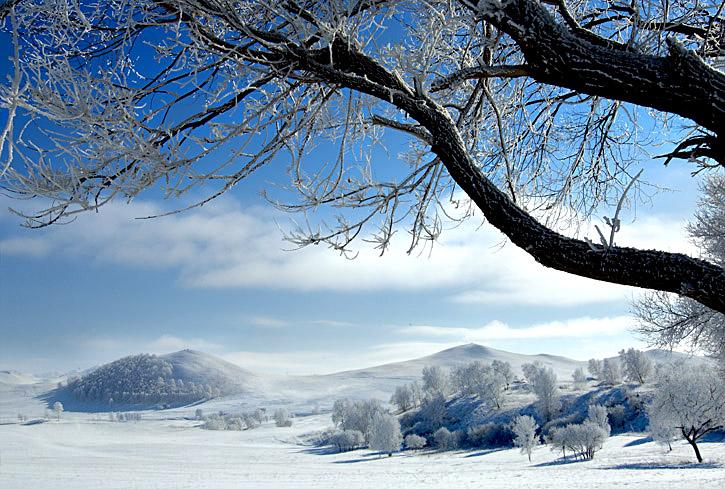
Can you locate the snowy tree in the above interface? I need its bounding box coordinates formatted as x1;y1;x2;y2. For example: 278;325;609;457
331;399;349;427
649;362;725;462
404;434;427;450
195;408;203;420
330;430;364;452
419;393;447;432
526;365;560;422
492;360;515;389
586;405;611;437
368;413;402;457
618;348;653;384
409;381;423;408
521;362;543;384
572;368;587;390
635;176;725;367
53;401;63;421
433;427;461;450
273;408;292;428
390;385;414;413
511;415;538;462
600;359;622;386
549;422;608;460
422;366;447;398
2;1;722;313
334;399;384;441
647;409;677;451
475;368;506;410
587;359;602;380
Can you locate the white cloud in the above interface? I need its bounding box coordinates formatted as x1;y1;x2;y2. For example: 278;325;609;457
145;334;222;353
0;196;695;308
246;316;289;328
399;316;633;341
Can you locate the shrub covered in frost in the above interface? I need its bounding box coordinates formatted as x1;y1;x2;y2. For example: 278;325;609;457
404;434;427;450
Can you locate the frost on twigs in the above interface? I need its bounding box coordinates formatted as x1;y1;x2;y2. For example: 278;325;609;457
586;170;643;252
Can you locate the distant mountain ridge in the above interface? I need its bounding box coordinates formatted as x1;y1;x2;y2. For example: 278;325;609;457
29;344;710;412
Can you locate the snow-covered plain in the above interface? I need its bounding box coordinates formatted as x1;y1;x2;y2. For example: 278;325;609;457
1;413;723;488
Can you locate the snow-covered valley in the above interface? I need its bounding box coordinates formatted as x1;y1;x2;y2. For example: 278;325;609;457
1;413;723;488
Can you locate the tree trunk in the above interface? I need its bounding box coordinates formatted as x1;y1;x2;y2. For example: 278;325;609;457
682;430;704;463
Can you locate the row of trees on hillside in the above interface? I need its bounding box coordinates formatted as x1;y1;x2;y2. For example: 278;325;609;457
381;357;723;463
68;354;221;406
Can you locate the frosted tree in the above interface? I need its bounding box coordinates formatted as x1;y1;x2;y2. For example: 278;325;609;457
521;362;543;384
619;348;653;384
331;430;364;452
511;415;538;462
433;427;461;450
195;408;203;420
492;360;515;389
587;359;602;380
331;399;349;427
419;393;447;432
647;409;677;451
273;408;292;427
476;368;506;410
409;381;423;408
549;422;608;460
334;399;384;441
1;1;723;313
600;359;622;386
422;366;447;398
404;434;427;450
572;368;587;390
53;401;63;421
526;365;560;422
635;176;725;368
586;405;611;437
390;385;414;412
649;362;725;462
368;413;402;457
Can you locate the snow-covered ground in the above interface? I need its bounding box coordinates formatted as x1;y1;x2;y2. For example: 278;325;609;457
1;414;723;488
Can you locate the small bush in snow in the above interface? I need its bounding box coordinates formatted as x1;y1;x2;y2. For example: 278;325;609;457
433;427;453;450
53;401;63;420
511;415;539;461
404;434;427;450
330;430;365;452
273;408;292;427
195;408;204;420
465;422;514;448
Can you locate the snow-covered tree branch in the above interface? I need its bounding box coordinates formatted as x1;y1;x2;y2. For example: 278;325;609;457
0;0;723;312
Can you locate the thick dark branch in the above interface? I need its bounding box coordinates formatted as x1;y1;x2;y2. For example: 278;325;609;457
289;37;725;313
465;0;725;164
430;64;532;92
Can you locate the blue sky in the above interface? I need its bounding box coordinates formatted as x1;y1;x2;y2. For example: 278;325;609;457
0;156;704;375
0;21;709;376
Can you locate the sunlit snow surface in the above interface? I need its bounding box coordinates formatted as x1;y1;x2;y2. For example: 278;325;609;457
1;413;723;488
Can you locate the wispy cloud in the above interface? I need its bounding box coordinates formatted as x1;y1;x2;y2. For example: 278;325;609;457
398;316;633;341
0;196;693;308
